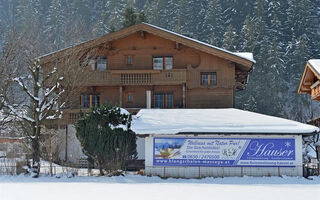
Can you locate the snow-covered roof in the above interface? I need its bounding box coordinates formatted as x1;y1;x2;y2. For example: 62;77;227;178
131;109;318;135
308;59;320;76
234;52;255;63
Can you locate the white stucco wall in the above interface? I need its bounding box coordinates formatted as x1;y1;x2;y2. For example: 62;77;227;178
144;134;303;178
57;126;146;164
136;137;145;159
57;125;86;164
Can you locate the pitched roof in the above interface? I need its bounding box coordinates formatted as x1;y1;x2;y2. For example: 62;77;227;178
131;108;318;135
39;23;254;70
298;59;320;94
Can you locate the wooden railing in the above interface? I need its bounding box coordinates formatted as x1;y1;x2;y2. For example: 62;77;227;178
60;109;89;124
83;69;187;86
61;108;140;124
120;73;152;85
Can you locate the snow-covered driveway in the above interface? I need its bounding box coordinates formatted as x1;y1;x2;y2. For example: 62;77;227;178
1;175;320;200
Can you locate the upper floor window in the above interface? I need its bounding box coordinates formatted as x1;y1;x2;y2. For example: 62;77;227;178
89;59;96;70
89;56;107;71
153;56;173;70
165;57;173;69
125;55;133;65
97;57;107;71
81;94;100;108
201;72;216;86
153;57;163;70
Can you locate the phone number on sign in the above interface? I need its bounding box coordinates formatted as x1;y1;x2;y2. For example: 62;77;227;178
182;155;220;159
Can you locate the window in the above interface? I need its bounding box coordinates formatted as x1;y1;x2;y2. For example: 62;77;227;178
97;57;107;71
153;56;173;70
127;93;133;102
165;57;173;69
81;94;100;108
89;58;96;71
91;94;100;107
89;57;107;71
201;72;216;86
154;93;173;108
166;94;173;108
81;94;90;108
125;55;133;65
154;94;163;108
153;57;163;70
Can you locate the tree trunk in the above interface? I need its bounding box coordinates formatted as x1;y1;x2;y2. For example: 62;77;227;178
31;138;40;178
31;126;41;178
98;160;104;176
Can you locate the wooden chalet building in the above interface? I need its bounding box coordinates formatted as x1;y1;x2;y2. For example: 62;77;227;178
39;23;255;164
40;23;255;124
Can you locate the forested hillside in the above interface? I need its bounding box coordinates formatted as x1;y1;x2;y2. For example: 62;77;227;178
0;0;319;122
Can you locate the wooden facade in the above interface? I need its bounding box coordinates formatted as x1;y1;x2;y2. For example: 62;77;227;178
40;23;255;124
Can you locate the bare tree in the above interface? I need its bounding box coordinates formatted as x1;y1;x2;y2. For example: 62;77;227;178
0;29;89;177
0;31;22;130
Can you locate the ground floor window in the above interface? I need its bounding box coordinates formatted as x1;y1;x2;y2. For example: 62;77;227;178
127;92;133;103
154;93;173;108
81;94;100;108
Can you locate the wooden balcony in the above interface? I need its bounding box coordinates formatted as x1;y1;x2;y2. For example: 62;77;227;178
83;69;187;86
60;108;140;124
311;81;320;100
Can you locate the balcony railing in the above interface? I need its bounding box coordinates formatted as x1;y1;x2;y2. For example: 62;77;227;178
120;73;152;85
83;69;186;86
61;108;140;124
58;109;88;124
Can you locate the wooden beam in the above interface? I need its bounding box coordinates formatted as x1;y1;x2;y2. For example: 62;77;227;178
119;86;123;107
304;81;313;86
311;80;320;89
235;82;245;90
104;42;112;50
182;83;186;108
175;42;181;50
301;86;311;91
140;31;145;39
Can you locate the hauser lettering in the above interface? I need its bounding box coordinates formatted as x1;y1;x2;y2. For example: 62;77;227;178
247;141;294;157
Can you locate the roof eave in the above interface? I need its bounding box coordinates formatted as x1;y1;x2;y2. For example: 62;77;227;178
144;131;319;136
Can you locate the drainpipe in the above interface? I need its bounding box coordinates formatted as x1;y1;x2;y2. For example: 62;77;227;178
65;125;68;162
146;90;151;109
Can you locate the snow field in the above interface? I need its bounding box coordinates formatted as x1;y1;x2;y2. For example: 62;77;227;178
1;175;320;200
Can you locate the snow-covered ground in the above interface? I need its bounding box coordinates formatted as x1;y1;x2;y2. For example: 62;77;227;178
1;175;320;200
